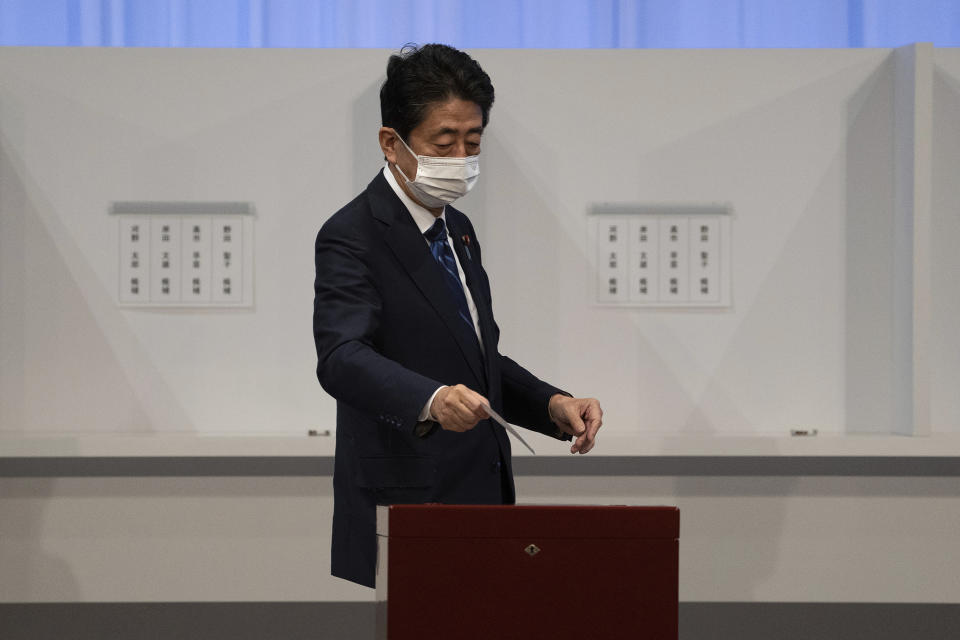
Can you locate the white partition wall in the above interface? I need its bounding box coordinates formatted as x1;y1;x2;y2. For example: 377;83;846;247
2;47;958;441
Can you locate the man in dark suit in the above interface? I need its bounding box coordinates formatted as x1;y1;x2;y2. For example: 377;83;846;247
313;44;603;588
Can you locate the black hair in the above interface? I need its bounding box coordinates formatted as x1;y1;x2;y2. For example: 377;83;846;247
380;43;495;140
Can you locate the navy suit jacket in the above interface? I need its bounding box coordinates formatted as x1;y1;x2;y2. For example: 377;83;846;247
313;171;570;587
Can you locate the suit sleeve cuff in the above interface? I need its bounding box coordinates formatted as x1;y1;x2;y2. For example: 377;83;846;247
548;391;574;441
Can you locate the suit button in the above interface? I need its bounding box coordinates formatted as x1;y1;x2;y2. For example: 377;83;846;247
491;460;501;472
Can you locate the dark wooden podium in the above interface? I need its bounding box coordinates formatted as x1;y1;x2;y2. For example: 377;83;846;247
375;504;679;639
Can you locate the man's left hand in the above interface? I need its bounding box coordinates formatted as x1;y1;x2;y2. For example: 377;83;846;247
548;395;603;454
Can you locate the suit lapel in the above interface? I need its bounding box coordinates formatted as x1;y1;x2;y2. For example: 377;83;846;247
368;175;487;387
446;213;511;452
445;214;496;385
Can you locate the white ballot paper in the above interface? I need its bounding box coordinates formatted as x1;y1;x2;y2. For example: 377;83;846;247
483;404;536;455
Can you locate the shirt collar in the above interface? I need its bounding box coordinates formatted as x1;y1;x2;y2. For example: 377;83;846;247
382;162;446;235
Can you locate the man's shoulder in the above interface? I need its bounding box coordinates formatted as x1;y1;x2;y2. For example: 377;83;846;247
318;173;393;238
321;191;369;231
444;204;476;234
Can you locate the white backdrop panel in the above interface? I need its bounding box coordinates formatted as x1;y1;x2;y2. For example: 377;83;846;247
1;47;948;438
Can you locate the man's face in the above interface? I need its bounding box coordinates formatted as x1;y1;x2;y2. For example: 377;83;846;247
380;97;483;211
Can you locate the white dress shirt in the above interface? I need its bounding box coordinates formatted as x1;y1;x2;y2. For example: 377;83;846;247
382;164;483;422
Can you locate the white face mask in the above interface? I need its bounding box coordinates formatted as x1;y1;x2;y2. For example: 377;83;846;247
393;133;479;209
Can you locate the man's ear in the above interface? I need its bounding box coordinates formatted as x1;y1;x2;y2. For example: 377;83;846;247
379;127;398;164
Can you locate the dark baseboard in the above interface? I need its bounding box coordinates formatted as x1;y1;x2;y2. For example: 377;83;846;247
0;602;373;640
1;602;958;640
5;455;960;477
680;602;960;640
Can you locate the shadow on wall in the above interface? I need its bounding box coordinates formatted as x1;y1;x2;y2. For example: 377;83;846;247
0;475;349;604
845;53;898;435
930;64;960;432
629;55;887;435
672;472;794;601
352;80;388;197
0;478;82;601
0;99;189;434
468;108;595;392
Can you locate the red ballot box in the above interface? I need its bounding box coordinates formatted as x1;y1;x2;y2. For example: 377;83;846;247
375;504;679;640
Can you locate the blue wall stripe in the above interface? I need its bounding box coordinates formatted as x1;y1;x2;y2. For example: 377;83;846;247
848;0;865;48
0;0;957;48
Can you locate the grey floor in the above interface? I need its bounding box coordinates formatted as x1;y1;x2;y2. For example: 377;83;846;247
2;602;959;640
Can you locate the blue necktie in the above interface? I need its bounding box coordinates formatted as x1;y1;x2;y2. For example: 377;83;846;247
424;218;475;334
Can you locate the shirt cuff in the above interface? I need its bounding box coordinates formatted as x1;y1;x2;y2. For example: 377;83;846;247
418;386;446;422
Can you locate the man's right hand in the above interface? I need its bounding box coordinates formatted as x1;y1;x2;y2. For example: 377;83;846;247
430;384;491;432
